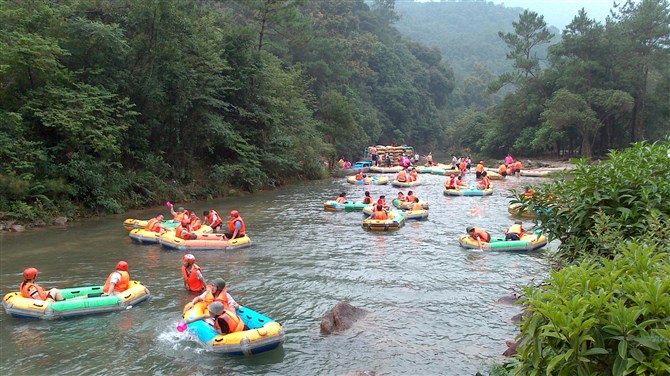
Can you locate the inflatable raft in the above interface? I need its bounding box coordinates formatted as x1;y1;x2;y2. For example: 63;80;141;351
2;281;150;320
129;225;213;244
323;201;370;212
123;218;179;232
404;209;429;220
443;187;493;196
346;176;389;185
392;199;429;210
181;302;285;355
508;203;537;219
160;233;252;251
458;233;548;252
391;179;421;188
361;210;405;231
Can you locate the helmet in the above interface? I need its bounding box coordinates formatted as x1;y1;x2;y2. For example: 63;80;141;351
229;210;239;217
479;161;483;164
23;267;38;279
213;278;226;290
182;254;195;263
466;226;474;233
208;301;225;316
116;261;129;271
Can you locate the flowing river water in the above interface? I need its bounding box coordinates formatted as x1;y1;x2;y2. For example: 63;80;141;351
0;172;553;375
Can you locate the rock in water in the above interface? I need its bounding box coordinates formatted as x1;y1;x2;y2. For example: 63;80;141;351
320;302;369;334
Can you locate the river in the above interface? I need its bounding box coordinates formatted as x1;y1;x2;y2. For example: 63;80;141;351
0;172;552;375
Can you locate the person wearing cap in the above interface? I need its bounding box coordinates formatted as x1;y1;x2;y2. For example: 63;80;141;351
167;202;189;223
505;221;525;241
203;209;223;233
223;210;245;240
20;267;64;302
182;301;244;335
466;226;491;250
182;254;206;292
102;261;130;296
185;277;239;312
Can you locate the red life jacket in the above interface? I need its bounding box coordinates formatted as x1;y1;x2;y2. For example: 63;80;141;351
206;210;222;228
145;218;161;232
182;264;204;292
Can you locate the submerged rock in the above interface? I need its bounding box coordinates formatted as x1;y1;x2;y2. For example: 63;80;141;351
320;302;369;334
53;216;68;226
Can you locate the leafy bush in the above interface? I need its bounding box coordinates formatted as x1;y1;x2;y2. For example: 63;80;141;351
512;243;670;376
515;138;670;263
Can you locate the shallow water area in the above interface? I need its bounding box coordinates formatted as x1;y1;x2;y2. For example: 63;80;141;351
0;172;554;375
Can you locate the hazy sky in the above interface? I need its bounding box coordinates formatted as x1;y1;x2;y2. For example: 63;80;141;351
489;0;617;29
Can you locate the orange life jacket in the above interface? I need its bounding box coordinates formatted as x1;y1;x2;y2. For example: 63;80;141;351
172;210;190;223
187;217;202;231
456;179;466;187
459;161;466;171
355;173;363;181
206;210;222;228
411;203;423;211
397;194;405;201
409;170;418;180
373;211;388;220
481;176;491;189
471;228;491;242
362;197;372;204
476;163;484;173
405;194;415;202
145;218;161;232
175;226;191;240
227;217;246;235
103;270;130;294
515;161;522;170
204;288;229;308
377;198;386;206
506;224;523;236
336;197;346;204
20;282;48;300
397;170;407;182
182;264;204;292
213;309;245;334
498;164;506;174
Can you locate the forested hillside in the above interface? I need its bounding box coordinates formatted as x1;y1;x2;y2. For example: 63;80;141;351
394;0;558;81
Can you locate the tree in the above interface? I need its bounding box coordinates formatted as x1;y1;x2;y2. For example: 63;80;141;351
540;88;600;157
608;0;670;142
493;10;554;89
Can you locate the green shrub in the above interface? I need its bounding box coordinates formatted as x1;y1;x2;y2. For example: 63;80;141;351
514;138;670;264
512;243;670;375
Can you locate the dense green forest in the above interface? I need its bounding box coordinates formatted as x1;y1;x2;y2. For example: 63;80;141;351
1;0;668;223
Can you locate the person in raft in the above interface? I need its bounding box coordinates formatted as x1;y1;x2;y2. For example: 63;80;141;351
362;191;373;204
145;214;167;234
182;254;206;293
505;220;525;241
102;261;130;296
175;219;197;240
466;226;491;250
168;203;189;223
185;278;239;312
335;192;347;204
203;209;223;233
20;267;64;302
371;204;388;220
410;197;423;211
477;171;491;190
182;301;244;335
223;210;246;240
